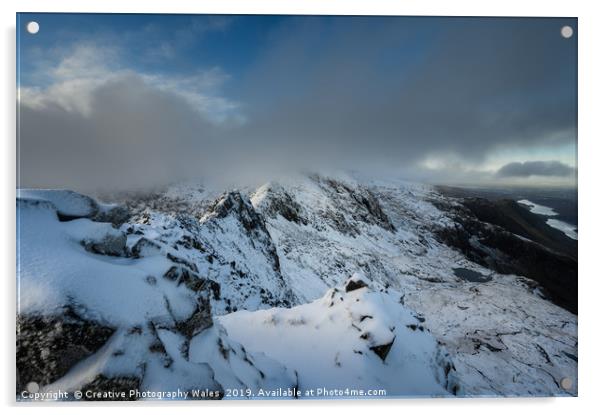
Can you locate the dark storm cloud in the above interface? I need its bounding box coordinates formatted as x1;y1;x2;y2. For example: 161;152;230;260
18;16;577;190
237;17;577;167
496;160;575;178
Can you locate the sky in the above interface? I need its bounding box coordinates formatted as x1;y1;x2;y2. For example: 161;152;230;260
17;13;578;191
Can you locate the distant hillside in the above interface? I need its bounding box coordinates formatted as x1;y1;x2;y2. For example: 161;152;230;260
461;197;577;260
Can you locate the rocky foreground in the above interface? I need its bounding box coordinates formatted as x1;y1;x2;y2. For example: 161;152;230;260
16;174;577;399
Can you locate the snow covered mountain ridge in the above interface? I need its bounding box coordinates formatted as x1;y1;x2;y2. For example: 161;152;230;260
16;173;577;399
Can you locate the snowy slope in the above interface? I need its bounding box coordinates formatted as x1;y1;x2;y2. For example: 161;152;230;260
220;274;460;398
17;193;294;400
250;174;577;396
16;174;578;399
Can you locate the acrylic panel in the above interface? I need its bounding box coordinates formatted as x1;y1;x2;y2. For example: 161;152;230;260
16;13;578;401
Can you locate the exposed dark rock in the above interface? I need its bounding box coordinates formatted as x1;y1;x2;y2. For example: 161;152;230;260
262;189;308;225
205;191;282;274
82;232;127;256
370;338;395;362
350;190;396;232
442;361;460;395
92;205;131;227
177;234;206;252
110;190;210;221
453;267;492;283
313;177;396;233
176;296;213;339
217;338;229;360
128;326;143;335
166;253;199;272
163;265;181;282
148;337;167;354
16;308;115;392
131;238;162;258
208;191;266;234
345;278;369;292
162;266;221;300
182;274;221;300
323;210;358;236
145;324;174;368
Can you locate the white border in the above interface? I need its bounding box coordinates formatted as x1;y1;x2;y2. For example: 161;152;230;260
2;1;601;414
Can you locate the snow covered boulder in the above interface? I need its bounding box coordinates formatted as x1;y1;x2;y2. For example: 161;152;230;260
219;277;461;398
81;231;127;257
18;189;100;220
18;189;130;226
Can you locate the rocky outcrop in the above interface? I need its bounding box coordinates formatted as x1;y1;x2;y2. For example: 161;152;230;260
313;176;396;234
207;192;270;236
345;277;369;292
82;232;127;256
204;192;281;273
163;265;221;299
174;296;214;339
197;191;295;309
93;205;131;227
370;338;395;362
16;307;115;392
255;185;308;225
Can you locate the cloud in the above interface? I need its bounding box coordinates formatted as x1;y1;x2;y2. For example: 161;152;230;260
237;17;577;169
495;161;576;178
18;44;242;191
20;44;239;121
141;68;244;123
17;17;578;190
